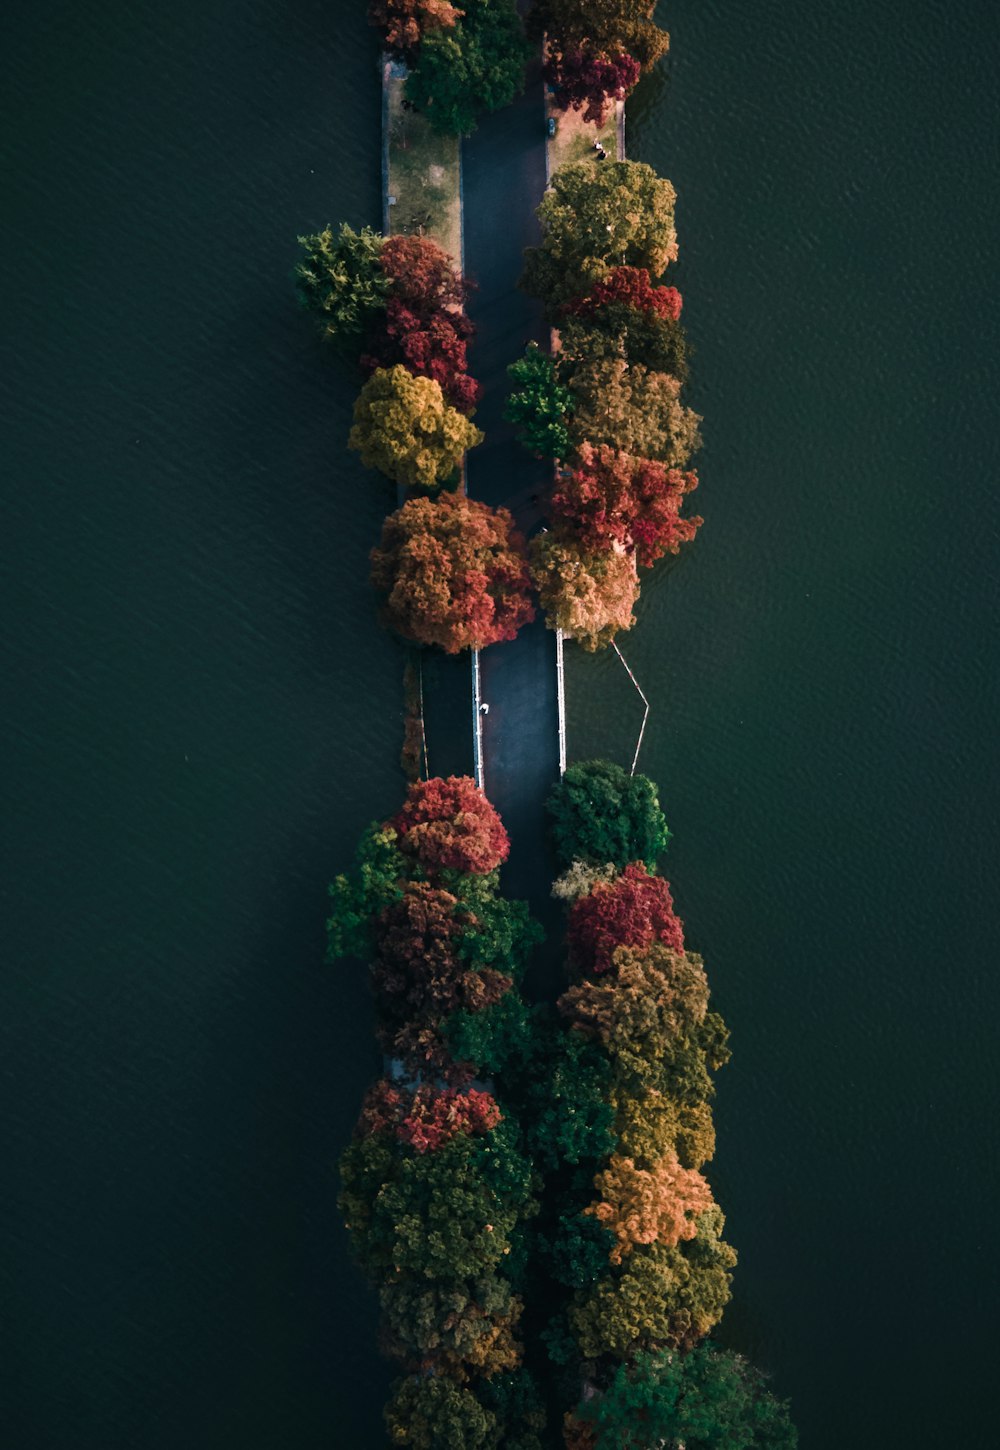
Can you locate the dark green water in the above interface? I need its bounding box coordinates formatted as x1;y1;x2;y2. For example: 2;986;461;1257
2;1;997;1446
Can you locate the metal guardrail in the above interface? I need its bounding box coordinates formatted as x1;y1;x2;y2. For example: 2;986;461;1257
555;628;567;775
612;641;650;775
471;648;485;791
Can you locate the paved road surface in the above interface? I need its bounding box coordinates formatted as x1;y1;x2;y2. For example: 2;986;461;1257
462;57;565;993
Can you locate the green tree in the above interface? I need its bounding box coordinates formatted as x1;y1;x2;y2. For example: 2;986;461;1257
326;823;408;960
547;760;671;872
521;1029;616;1170
570;1343;797;1450
380;1274;523;1377
505;343;574;460
406;0;530;136
568;1208;737;1358
340;1118;537;1281
385;1373;497;1449
527;0;670;72
349;365;483;489
566;358;702;467
521;161;678;316
294;222;388;342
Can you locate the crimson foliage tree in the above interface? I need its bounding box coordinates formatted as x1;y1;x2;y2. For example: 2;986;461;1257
550;443;702;569
567;862;684;976
544;46;641;125
362;300;482;413
391;775;510;875
372;881;514;1075
560;265;689;379
370;492;535;653
363;235;482;412
565;265;683;323
381;233;474;314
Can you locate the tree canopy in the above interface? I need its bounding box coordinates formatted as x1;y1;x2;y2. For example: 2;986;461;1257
565;359;701;467
527;0;670;72
567;863;685;975
567;1210;737;1358
531;532;639;651
568;1344;798;1450
391;775;510;875
550;444;701;569
349;365;483;489
370;0;463;61
371;492;535;653
505;343;574;461
406;0;530;136
521;161;679;316
295;223;389;343
547;759;671;871
544;46;641;126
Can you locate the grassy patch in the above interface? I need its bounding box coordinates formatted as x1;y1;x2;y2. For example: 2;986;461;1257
545;95;622;175
386;69;462;265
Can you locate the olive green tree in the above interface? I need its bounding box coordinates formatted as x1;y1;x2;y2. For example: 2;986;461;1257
349;365;483;489
521;161;679;316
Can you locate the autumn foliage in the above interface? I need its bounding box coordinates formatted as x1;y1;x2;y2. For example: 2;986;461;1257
531;531;639;651
551;444;702;569
371;491;535;653
567;863;685;975
391;775;510;875
564;265;683;324
586;1150;715;1263
544;46;641;126
369;0;462;60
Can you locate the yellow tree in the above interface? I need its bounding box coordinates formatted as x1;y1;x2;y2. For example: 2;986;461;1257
348;365;483;489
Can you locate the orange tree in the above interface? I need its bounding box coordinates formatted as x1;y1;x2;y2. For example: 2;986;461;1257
371;491;535;652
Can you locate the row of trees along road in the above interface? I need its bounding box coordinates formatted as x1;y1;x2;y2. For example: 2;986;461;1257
327;764;798;1444
295;223;539;653
370;0;529;136
330;776;549;1446
542;761;798;1448
507;159;705;650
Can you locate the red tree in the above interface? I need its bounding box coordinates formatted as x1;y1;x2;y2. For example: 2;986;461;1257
355;1080;502;1152
550;443;702;569
398;1085;503;1152
370;492;535;654
544;46;641;125
564;265;683;323
379;234;473;316
372;882;512;1075
567;863;684;976
361;299;482;414
390;776;510;875
365;236;482;413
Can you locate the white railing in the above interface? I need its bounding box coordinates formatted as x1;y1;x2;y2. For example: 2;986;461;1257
611;641;649;775
471;648;485;791
555;628;567;775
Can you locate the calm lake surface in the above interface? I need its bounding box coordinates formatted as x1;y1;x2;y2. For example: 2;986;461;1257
2;1;998;1445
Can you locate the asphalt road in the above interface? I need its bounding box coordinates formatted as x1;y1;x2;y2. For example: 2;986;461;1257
462;56;565;993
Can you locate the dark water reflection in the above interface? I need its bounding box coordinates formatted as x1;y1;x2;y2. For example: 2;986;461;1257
1;0;997;1446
